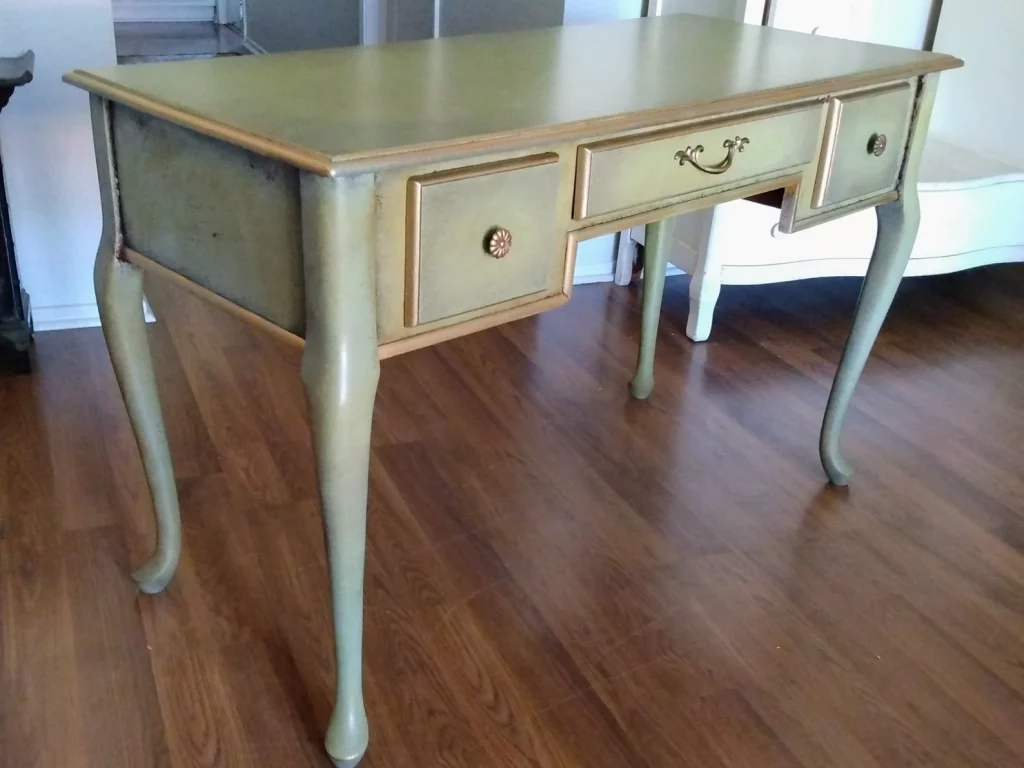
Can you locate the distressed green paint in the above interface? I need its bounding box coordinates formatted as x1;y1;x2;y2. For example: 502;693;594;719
91;95;181;593
629;215;673;400
299;172;378;767
65;15;958;174
581;105;821;220
113;105;306;334
413;156;563;325
819;74;939;486
817;84;915;208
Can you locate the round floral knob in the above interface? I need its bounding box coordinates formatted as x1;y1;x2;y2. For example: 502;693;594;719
868;133;888;157
486;227;513;259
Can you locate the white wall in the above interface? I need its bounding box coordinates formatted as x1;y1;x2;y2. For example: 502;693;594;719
770;0;935;47
930;0;1024;169
1;1;117;330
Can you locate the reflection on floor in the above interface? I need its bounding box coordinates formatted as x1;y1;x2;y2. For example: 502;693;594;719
114;22;247;64
6;266;1024;766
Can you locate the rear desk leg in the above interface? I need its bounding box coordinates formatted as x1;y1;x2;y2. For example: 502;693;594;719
630;215;673;400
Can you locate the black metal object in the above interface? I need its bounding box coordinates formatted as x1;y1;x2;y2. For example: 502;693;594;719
0;51;34;374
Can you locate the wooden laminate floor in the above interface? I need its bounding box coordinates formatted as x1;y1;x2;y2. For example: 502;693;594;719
3;266;1024;768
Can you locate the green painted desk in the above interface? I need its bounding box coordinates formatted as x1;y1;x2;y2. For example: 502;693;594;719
65;15;961;767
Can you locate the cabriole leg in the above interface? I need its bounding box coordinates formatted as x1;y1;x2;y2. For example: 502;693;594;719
820;74;937;486
299;172;378;768
630;215;673;400
95;252;182;593
819;198;919;485
91;93;181;593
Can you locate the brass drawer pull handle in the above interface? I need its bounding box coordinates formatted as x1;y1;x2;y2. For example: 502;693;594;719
868;133;888;157
486;226;513;258
675;136;750;174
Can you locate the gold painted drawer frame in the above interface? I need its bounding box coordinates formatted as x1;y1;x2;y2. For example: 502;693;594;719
404;153;567;328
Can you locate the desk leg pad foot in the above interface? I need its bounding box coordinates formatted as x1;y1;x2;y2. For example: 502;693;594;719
325;703;369;768
629;374;654;400
133;558;178;595
631;216;672;401
819;433;853;487
330;749;368;768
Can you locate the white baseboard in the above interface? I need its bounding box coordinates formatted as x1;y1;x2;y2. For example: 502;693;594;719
33;302;156;332
113;1;216;23
572;251;616;285
572;236;684;286
33;303;102;331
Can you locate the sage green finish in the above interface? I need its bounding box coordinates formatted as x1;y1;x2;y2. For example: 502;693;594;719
299;172;378;768
817;84;915;208
91;95;181;594
413;156;563;325
819;75;939;486
580;105;820;219
95;257;181;593
113;105;306;334
66;14;959;173
630;216;673;401
818;200;918;485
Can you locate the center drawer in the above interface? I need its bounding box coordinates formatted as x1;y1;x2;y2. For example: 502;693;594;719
406;154;565;327
574;105;822;220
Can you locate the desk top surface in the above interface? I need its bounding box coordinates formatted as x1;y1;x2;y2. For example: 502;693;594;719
66;14;960;175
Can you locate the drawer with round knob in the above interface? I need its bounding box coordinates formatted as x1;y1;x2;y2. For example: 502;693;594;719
405;153;566;327
811;83;915;208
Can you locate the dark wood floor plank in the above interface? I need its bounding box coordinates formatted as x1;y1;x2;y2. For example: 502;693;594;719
857;521;1024;696
146;281;293;507
144;622;254;768
5;264;1024;767
62;525;172;768
665;552;942;768
879;595;1024;759
1;373;89;768
1;534;86;768
220;338;317;503
0;374;56;572
534;687;661;768
719;540;1018;767
31;331;121;531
